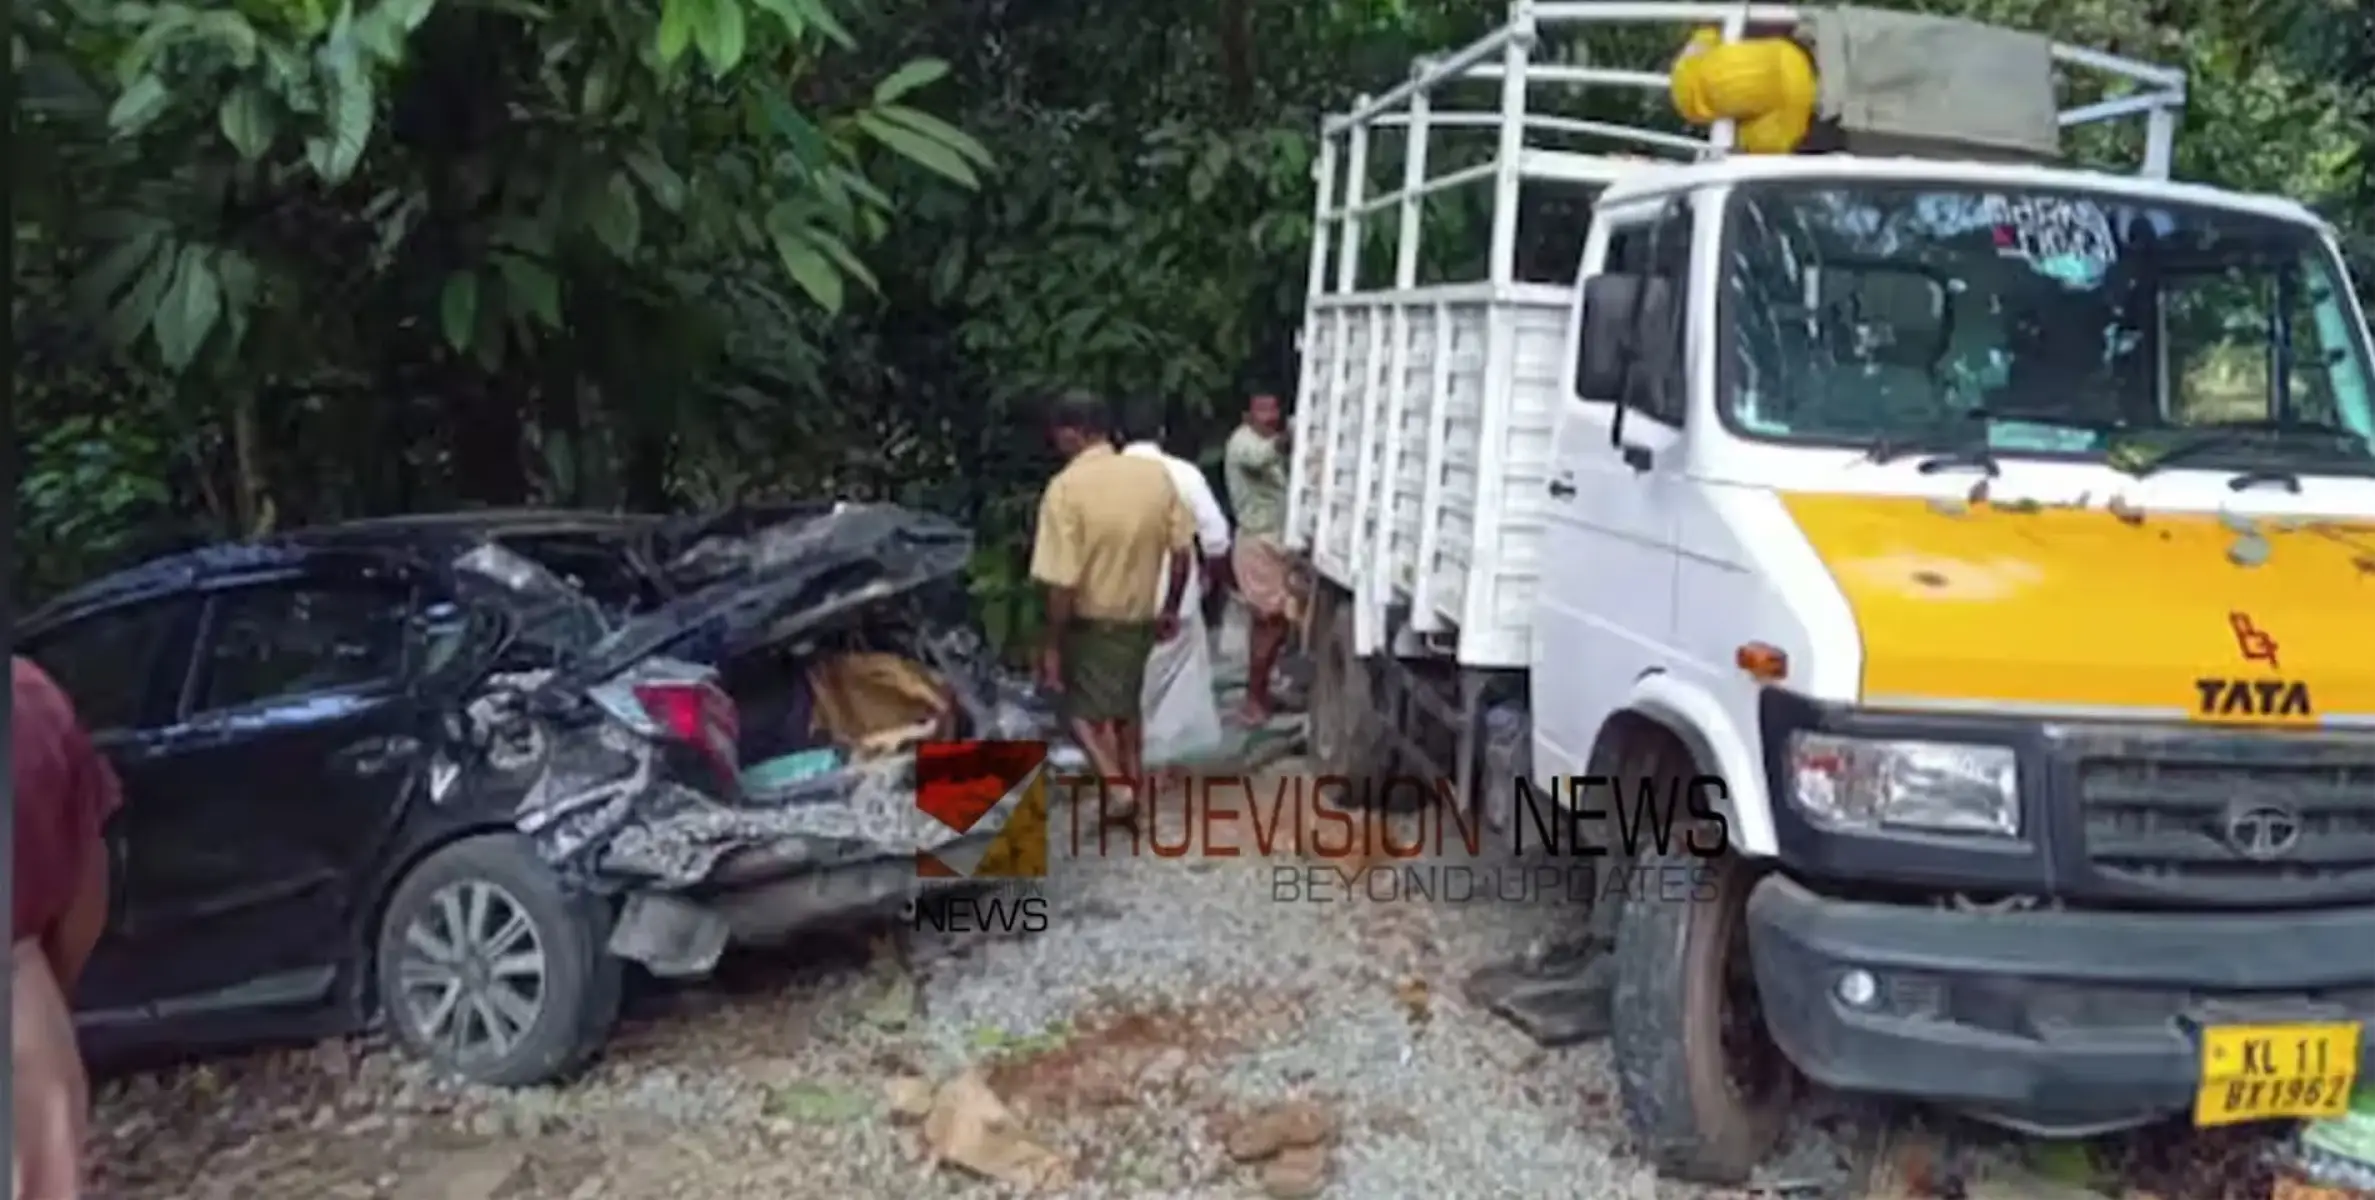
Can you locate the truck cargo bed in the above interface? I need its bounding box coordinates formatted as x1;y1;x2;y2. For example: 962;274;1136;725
1288;284;1569;669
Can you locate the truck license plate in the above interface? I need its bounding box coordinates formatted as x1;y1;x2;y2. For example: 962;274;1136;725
2193;1022;2360;1127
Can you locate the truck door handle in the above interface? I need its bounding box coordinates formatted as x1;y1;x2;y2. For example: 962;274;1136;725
334;735;420;777
1546;480;1577;499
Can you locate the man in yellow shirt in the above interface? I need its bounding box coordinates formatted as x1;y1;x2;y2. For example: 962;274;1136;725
1032;392;1195;806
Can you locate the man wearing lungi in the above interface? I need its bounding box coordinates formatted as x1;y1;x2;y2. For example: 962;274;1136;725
1032;391;1195;817
1223;392;1299;726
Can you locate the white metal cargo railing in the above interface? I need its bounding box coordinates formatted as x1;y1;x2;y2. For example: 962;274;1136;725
1305;2;2189;301
1282;0;2189;648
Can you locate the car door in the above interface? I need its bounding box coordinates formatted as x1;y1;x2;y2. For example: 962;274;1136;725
1533;198;1696;781
19;596;205;1027
116;566;439;1017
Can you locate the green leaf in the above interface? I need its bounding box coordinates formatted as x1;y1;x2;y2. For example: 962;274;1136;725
589;173;643;258
118;12;197;86
829;167;894;212
801;0;852;47
106;75;169;136
352;5;405;62
693;0;745;75
856;112;978;188
872;58;948;105
102;251;176;346
763;94;831;165
304;45;376;184
928;241;965;304
873;104;993;166
187;11;261;67
808;229;878;295
655;0;698;66
748;0;852;47
769;225;843;314
439;271;479;351
218;85;274;160
495;254;561;328
73;231;163;314
625;146;686;213
378;0;436;33
579;57;618;115
152;246;222;370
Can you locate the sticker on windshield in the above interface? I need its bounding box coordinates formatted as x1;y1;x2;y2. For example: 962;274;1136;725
1987;421;2100;453
1983;195;2117;290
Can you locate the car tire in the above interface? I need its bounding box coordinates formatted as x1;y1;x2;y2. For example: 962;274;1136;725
375;833;622;1087
1607;728;1791;1184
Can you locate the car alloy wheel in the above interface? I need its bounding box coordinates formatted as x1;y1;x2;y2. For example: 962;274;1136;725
395;879;550;1068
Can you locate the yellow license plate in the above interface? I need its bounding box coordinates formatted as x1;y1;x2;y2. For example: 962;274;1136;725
2193;1022;2361;1127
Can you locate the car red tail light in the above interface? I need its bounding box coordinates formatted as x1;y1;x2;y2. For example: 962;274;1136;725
633;681;740;785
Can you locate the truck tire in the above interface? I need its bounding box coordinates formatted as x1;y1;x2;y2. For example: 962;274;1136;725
1308;590;1389;783
1606;728;1788;1184
375;833;623;1087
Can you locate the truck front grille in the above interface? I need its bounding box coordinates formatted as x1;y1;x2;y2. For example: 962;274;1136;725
2077;756;2375;906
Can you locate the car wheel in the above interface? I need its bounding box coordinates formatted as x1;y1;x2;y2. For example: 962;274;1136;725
1607;729;1791;1184
375;833;622;1087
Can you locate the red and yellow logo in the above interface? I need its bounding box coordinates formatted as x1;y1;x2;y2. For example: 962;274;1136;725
913;741;1049;878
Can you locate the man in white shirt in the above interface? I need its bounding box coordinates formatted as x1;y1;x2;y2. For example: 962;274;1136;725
1120;399;1232;766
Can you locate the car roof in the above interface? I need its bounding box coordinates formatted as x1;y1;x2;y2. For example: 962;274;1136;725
23;509;662;633
288;508;664;545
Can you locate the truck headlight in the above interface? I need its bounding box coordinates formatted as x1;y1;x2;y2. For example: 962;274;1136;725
1788;733;2020;837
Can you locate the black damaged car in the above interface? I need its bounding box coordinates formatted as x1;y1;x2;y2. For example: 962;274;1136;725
20;504;1051;1085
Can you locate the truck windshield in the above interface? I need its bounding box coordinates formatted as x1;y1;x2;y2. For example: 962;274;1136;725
1717;180;2375;474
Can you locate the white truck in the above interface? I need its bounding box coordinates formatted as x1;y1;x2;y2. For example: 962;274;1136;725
1286;0;2375;1183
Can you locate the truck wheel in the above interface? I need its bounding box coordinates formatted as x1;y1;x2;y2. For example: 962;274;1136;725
1308;591;1389;783
376;833;623;1087
1607;731;1789;1184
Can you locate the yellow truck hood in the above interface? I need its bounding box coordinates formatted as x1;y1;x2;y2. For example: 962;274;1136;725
1781;492;2375;725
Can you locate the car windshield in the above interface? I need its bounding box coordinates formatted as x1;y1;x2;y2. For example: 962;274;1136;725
1717;180;2375;473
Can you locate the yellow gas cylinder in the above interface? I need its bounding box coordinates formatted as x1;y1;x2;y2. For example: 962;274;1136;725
1668;27;1817;154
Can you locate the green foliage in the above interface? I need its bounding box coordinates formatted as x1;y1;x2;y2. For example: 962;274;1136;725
12;0;2375;633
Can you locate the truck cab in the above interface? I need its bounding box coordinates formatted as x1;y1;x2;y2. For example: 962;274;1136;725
1285;1;2375;1183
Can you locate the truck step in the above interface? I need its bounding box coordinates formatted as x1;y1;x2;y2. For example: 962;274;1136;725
1462;941;1617;1047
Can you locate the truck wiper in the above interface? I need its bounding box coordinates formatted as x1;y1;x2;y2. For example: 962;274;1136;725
2111;419;2368;479
2228;468;2303;494
1913;447;2002;476
1865;430;2001;476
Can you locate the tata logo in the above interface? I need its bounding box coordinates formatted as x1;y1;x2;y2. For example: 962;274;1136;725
2195;612;2312;719
2195;677;2313;718
2230;612;2280;669
2224;803;2303;861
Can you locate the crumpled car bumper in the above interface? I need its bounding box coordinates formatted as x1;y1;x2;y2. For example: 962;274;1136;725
517;668;1067;975
601;769;1078;979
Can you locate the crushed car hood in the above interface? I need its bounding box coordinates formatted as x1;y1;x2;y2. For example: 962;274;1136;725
536;503;974;698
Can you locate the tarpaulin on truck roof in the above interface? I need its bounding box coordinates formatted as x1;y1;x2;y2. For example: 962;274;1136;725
1805;6;2062;163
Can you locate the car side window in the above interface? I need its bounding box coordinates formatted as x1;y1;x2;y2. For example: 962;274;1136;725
1601;208;1694;426
192;583;414;715
24;601;194;733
